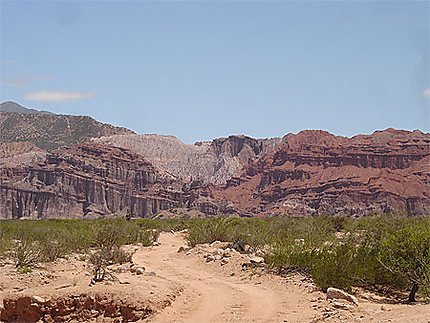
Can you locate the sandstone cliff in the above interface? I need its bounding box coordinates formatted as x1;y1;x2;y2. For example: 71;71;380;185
213;129;430;217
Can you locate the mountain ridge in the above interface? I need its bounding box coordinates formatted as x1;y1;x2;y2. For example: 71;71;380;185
0;101;54;115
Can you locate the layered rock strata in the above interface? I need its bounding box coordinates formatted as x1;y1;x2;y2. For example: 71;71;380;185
0;143;214;219
94;134;281;184
213;129;430;217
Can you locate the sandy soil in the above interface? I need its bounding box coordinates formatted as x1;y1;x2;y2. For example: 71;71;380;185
1;232;429;322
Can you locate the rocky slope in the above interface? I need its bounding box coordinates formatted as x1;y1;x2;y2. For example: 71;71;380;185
94;134;281;184
0;106;133;151
213;129;430;217
0;142;217;219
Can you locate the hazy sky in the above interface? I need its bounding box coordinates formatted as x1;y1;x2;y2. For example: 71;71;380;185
1;1;429;143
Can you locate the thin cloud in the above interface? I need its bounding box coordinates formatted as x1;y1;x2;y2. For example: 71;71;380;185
423;88;430;98
25;91;95;103
2;74;54;86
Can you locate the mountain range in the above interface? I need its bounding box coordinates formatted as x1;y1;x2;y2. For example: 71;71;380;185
0;102;428;219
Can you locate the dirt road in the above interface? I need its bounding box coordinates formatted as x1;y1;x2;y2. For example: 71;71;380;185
133;232;430;323
1;232;429;322
133;232;316;323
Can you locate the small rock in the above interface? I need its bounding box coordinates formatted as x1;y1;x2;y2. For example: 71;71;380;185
210;241;221;247
131;266;145;274
248;256;265;264
115;264;128;273
223;251;232;258
177;246;189;253
206;255;215;262
135;267;145;275
326;287;358;305
333;301;353;310
221;258;229;265
215;255;222;260
32;296;46;303
152;241;160;246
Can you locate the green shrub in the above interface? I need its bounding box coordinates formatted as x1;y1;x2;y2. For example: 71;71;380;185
187;217;236;246
12;240;43;268
2;213;429;302
378;225;430;302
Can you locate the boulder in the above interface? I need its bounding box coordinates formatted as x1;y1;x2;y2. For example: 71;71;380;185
326;288;358;305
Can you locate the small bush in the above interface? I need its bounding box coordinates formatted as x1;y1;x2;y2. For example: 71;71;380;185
187;217;236;246
91;219;126;249
13;240;43;268
88;248;110;282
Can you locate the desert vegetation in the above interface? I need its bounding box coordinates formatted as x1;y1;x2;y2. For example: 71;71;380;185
0;214;428;302
184;215;430;302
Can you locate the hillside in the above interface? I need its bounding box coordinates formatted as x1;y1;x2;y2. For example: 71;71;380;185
0;106;134;151
0;101;53;115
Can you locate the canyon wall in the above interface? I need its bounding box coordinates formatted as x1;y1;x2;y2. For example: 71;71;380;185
0;143;213;219
213;129;430;217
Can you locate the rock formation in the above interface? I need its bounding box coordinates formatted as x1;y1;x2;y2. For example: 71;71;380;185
0;142;215;219
94;134;281;184
213;129;430;217
0;108;428;219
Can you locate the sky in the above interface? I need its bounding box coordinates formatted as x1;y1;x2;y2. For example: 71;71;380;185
1;1;429;144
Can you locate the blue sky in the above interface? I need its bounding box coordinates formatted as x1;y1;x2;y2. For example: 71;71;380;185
1;1;429;143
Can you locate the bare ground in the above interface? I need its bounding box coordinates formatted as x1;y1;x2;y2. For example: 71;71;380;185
1;232;429;322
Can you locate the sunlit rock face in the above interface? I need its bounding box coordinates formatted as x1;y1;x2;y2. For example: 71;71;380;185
212;129;430;217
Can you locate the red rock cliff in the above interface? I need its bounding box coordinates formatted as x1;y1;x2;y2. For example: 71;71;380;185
213;129;430;217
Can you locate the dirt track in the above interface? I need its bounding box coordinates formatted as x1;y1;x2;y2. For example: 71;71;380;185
134;232;430;323
1;232;429;322
134;232;314;323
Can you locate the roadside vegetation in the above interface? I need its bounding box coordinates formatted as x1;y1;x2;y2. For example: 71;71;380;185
0;214;428;302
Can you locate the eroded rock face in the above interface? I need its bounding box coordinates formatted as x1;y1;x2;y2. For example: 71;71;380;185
94;134;282;184
1;128;429;219
213;129;430;217
0;143;210;219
